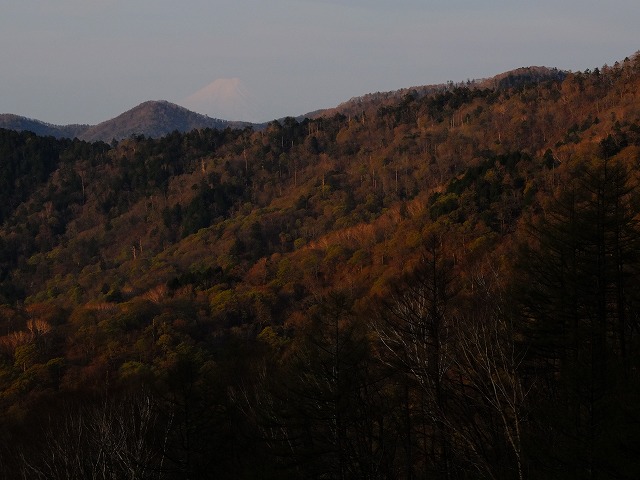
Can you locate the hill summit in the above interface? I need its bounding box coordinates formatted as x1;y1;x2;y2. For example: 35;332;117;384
78;100;234;142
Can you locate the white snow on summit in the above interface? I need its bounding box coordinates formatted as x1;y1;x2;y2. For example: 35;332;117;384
181;78;263;122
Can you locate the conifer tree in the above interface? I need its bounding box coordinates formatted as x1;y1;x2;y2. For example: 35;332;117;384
517;152;640;479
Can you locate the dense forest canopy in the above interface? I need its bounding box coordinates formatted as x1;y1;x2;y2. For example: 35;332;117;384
1;53;640;479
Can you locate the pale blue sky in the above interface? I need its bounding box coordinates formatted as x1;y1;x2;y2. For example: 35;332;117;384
1;0;638;124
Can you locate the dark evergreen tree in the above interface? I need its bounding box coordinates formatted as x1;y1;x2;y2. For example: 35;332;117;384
517;154;640;479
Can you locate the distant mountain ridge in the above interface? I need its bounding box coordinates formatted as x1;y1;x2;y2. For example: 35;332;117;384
0;114;89;139
0;101;250;143
1;66;568;142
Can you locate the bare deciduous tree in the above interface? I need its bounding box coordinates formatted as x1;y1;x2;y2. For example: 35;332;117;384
19;390;163;480
454;272;531;480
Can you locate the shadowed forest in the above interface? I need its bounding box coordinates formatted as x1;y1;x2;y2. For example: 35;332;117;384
1;54;640;479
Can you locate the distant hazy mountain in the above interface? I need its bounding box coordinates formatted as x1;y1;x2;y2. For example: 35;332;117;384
0;114;89;139
182;78;263;123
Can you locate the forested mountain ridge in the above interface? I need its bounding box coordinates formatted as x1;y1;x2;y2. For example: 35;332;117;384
1;52;640;479
310;65;567;120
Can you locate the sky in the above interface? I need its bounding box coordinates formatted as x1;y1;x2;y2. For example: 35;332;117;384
1;0;638;125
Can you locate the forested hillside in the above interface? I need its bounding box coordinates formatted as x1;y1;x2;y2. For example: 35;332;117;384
1;53;640;479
